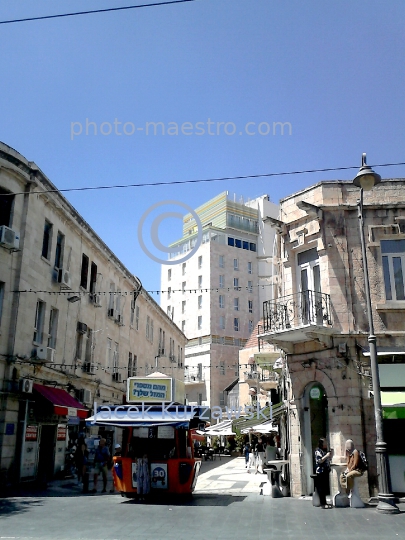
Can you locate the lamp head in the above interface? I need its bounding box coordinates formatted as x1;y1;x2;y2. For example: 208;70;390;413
353;153;381;191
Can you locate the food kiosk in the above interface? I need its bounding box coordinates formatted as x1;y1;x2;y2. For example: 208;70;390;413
86;373;209;497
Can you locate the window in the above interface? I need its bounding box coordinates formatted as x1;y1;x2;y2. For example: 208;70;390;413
234;338;241;346
159;328;165;354
182;300;186;314
54;232;64;269
234;258;239;271
130;299;136;325
106;338;112;369
128;352;137;377
228;237;235;247
234;298;239;311
198;393;203;405
168;269;171;281
150;319;154;342
80;253;89;289
112;342;119;374
168;287;171;299
219;315;225;329
146;316;151;340
198;295;202;309
33;300;46;343
85;328;94;363
220;361;225;375
182;281;186;294
234;277;239;290
248;300;253;313
248;280;253;293
198;315;202;330
219;275;225;288
249;320;254;333
47;308;59;349
42;220;52;259
234;318;240;331
198;256;202;269
76;332;83;360
219;336;225;344
0;187;14;227
219;392;225;406
181;320;186;333
243;241;249;250
235;238;242;249
108;282;115;313
182;263;186;275
0;282;4;327
89;262;97;294
219;295;225;308
219;255;224;268
250;243;257;252
247;261;252;274
382;240;405;301
198;275;202;289
135;305;140;330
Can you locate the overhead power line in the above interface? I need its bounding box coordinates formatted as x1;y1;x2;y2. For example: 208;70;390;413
0;1;198;25
5;161;405;197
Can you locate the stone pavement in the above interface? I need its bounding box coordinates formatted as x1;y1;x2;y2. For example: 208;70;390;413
195;455;268;494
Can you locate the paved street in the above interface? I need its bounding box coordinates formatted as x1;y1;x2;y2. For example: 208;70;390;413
1;457;404;540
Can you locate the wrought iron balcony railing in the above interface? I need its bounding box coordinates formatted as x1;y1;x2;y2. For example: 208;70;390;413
243;371;278;382
263;290;332;333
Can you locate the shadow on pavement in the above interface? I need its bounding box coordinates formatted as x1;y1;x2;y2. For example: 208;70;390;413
0;498;44;516
120;493;246;507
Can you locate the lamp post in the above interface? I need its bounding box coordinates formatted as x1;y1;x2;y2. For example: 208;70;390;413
353;153;399;514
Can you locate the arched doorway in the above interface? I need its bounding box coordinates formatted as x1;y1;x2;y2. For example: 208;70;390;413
302;382;329;495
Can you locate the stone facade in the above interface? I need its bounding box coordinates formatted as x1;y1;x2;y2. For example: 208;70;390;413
260;179;405;498
0;142;186;485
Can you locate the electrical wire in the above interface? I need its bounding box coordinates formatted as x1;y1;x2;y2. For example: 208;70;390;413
0;1;198;26
4;161;405;197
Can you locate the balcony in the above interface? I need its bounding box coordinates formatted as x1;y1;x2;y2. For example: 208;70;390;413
184;373;205;384
243;370;278;390
261;290;334;350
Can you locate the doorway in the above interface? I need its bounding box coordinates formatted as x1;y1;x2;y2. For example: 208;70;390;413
37;424;56;486
302;382;329;494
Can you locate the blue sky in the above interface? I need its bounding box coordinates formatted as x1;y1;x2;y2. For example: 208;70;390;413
1;0;404;297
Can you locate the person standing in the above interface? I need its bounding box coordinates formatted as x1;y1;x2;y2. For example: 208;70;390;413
244;442;250;468
75;435;89;493
247;443;256;473
314;437;333;509
109;443;122;493
255;439;265;474
137;454;151;502
92;438;110;493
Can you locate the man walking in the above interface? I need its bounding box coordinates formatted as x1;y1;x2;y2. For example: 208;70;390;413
92;438;110;493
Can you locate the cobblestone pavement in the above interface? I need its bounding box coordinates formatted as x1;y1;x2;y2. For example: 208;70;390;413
1;456;404;540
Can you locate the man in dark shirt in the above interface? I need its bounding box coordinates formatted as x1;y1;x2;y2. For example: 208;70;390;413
92;438;110;493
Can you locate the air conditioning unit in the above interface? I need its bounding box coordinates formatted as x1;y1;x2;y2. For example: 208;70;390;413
0;225;20;249
58;268;72;289
20;378;33;393
112;372;122;383
108;308;115;318
82;362;96;374
47;348;55;363
36;346;47;361
77;322;87;334
78;389;92;404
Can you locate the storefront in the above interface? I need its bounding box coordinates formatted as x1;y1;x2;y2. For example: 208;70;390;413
19;384;88;482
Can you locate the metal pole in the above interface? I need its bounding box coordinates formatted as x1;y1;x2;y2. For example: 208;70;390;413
357;189;399;514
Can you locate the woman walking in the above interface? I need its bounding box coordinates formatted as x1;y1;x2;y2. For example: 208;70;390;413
314;437;333;509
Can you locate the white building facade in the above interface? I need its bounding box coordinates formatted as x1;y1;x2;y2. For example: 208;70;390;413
160;192;279;410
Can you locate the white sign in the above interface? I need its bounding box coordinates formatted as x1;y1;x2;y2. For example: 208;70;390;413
158;426;175;439
67;407;77;417
150;463;168;489
310;387;321;399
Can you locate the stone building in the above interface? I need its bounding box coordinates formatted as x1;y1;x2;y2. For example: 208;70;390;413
0;142;186;486
160;191;279;410
259;179;405;498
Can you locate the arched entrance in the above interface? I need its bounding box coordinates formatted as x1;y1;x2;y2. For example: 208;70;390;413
302;382;329;495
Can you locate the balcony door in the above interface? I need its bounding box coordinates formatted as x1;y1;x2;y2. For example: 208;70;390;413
297;248;321;325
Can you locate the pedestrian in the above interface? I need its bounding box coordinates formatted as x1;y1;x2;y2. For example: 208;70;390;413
255;438;265;474
340;439;365;493
247;444;256;473
244;442;250;468
109;443;122;493
75;435;89;493
137;453;150;502
91;438;110;493
314;437;333;509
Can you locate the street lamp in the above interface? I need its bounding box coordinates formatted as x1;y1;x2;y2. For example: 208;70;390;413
353;153;399;514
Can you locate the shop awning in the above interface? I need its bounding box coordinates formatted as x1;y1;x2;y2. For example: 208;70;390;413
241;420;279;434
86;405;208;428
33;384;88;419
361;347;405;357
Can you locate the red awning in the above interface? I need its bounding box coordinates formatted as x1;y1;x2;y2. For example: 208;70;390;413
33;384;88;419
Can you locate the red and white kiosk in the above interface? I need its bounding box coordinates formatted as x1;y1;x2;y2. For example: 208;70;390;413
86;373;208;497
